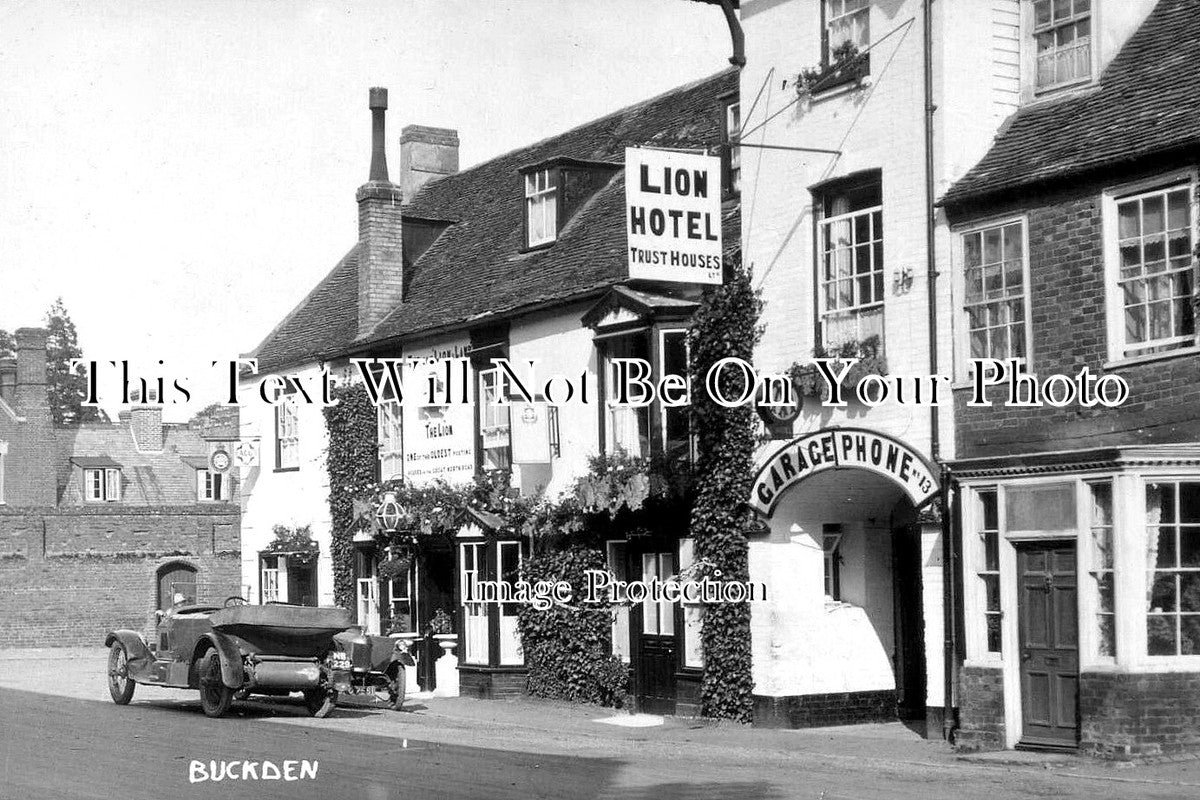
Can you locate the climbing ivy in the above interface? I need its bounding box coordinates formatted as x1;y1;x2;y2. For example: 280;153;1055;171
687;255;762;722
323;382;379;609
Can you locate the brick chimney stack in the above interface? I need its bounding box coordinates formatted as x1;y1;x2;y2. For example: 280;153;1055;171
400;125;459;199
356;87;405;337
130;406;164;452
14;328;48;421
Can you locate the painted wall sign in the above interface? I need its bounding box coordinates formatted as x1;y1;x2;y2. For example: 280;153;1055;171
401;340;475;486
748;427;939;517
625;147;723;284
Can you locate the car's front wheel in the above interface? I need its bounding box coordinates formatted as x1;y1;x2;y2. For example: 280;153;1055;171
198;650;233;718
107;642;135;705
304;688;337;718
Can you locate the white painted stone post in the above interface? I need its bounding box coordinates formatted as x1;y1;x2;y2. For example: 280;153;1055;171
433;634;459;697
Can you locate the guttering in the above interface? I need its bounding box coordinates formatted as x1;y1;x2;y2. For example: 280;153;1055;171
922;0;957;743
718;0;745;68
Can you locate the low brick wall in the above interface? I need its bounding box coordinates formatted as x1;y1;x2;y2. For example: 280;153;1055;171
459;667;528;700
954;665;1005;751
0;507;241;646
752;689;897;728
1080;671;1200;759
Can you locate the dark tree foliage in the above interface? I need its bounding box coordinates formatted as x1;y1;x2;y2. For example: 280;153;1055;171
322;382;379;608
0;329;13;359
687;255;762;722
45;298;107;425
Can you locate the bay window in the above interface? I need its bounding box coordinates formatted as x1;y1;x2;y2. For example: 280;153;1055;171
1145;481;1200;656
975;488;1003;655
1088;481;1115;657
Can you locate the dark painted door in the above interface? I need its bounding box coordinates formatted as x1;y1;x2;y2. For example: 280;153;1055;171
892;525;926;719
1017;542;1079;747
636;551;677;714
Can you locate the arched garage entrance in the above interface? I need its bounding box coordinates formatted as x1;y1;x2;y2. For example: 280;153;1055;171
748;428;940;727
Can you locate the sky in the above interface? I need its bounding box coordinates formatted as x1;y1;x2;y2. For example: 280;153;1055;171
0;0;730;419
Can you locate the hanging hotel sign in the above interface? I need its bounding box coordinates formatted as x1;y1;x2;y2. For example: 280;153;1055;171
625;147;723;285
748;427;939;517
400;338;476;486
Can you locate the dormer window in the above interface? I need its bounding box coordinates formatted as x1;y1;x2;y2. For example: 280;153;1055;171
525;168;559;247
85;468;121;502
1034;0;1091;91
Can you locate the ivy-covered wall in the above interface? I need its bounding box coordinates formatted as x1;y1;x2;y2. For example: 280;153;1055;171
688;258;762;722
322;382;378;609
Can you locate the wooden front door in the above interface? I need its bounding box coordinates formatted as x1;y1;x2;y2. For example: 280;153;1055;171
1017;542;1079;747
636;551;678;714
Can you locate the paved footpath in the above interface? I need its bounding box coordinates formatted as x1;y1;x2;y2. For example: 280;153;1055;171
3;648;1199;799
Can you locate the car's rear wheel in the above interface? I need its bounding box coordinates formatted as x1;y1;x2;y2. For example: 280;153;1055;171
387;666;406;711
198;650;233;718
107;642;135;705
304;688;337;718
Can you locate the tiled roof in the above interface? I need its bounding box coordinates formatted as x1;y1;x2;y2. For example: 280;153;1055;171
249;246;361;373
55;417;229;505
940;0;1200;208
250;69;738;371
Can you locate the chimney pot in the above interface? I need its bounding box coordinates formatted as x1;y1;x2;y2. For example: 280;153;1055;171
369;87;388;110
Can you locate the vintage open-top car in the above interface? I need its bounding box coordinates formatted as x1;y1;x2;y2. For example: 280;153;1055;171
105;597;414;718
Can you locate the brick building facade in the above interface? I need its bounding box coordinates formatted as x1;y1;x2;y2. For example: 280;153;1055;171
942;0;1200;757
0;329;243;646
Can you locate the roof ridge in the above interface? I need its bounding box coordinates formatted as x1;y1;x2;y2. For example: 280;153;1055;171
407;68;736;202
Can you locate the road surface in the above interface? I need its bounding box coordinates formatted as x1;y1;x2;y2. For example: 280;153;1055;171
2;685;1199;799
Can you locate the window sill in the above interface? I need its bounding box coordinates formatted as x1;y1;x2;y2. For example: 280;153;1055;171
518;240;556;255
1031;75;1094;100
1103;345;1200;372
808;75;867;104
273;466;300;474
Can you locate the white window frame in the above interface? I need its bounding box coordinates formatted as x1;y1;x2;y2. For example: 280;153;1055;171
275;393;300;470
1031;0;1093;93
497;541;523;665
524;168;559;247
825;0;870;56
953;215;1034;381
261;554;282;604
817;186;884;349
460;541;488;665
606;540;631;663
1102;170;1200;365
197;469;228;502
377;400;403;481
1143;478;1200;660
478;368;512;470
84;467;121;502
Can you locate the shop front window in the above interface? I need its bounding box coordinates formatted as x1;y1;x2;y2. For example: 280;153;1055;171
460;542;488;664
1145;482;1200;656
977;489;1002;654
1088;481;1115;657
